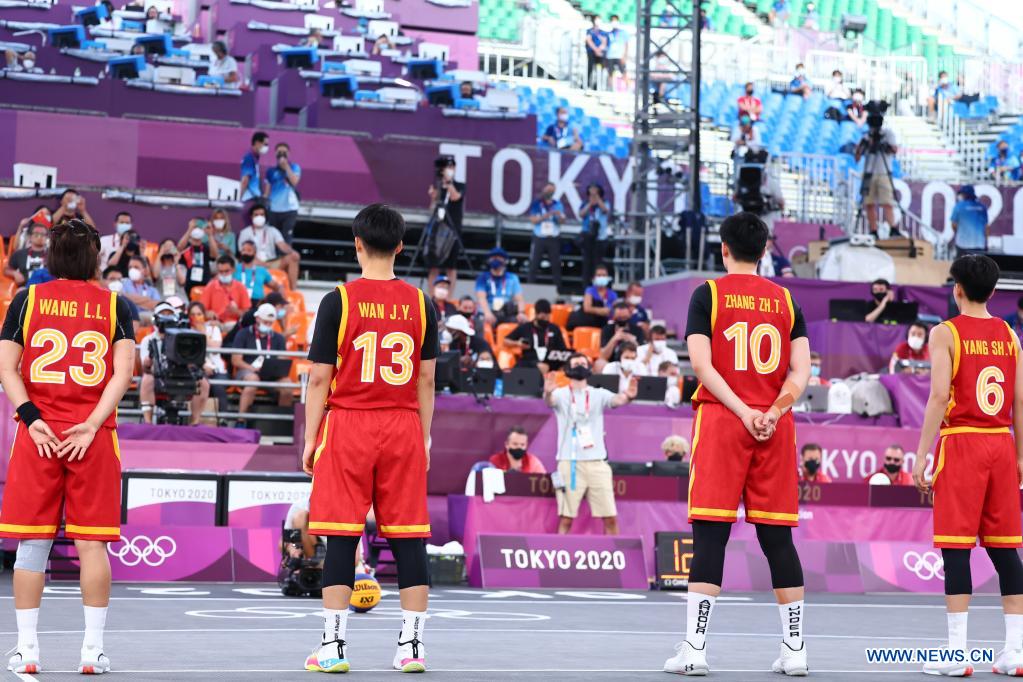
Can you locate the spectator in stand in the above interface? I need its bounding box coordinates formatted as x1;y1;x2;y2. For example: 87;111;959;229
426;155;465;286
769;0;789;25
737;82;762;122
3;49;39;73
238;204;301;288
569;264;616;329
504;299;567;373
232;303;294;425
661;435;690;463
758;234;794;277
457;81;477;102
950;184;989;255
229;291;295;344
107;227;146;278
99;212;133;268
488;426;547;474
189;301;230;414
865;278;894;323
52;189;95;226
130;43;156;82
457;294;484;336
865;444;913;485
927;70;961;116
638;325;678;374
475;247;527;325
430;275;457;322
699;7;711;30
541;107;583;151
445;314;492;368
527;183;565;291
179;223;217;294
584;15;607;90
731;114;763;155
1013;151;1023;182
604;15;629;89
10;205;51;252
602;341;647;392
789;63;812;98
1004;296;1023;340
371;34;393;55
799;443;831;483
121;256;161;311
235;240;279;304
625;281;650;334
989;141;1018;182
658;360;682;407
599;301;646;367
825;69;850;100
241;131;270;204
802;1;819;30
846;89;868;126
808;351;829;387
202;254;251;330
209;40;240;88
578;183;610;285
300;28;323;48
264;142;302;243
887;321;929;374
4;222;48;287
154;240;187;301
209;208;237;256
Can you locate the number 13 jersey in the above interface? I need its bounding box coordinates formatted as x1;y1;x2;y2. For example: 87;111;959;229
942;315;1017;430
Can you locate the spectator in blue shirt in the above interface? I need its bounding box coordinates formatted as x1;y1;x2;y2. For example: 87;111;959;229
541;107;583;151
989;141;1019;182
624;281;650;333
578;183;610;285
951;184;989;254
584;16;607;90
1013;152;1023;182
264;142;301;244
789;63;811;99
1004;296;1023;341
604;15;628;88
769;0;789;25
474;247;527;325
568;263;617;329
235;239;280;303
927;70;961;116
527;183;565;291
240;131;269;204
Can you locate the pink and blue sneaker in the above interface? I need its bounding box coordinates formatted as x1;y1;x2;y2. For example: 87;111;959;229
393;637;426;673
305;639;350;673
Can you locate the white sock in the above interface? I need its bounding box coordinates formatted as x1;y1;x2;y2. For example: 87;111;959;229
15;608;39;653
82;605;106;654
323;609;348;643
779;600;804;650
400;609;427;643
1005;613;1023;651
685;592;716;650
948;611;968;652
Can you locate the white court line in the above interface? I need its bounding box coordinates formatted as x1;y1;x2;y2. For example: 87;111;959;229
8;673;34;682
1;668;924;674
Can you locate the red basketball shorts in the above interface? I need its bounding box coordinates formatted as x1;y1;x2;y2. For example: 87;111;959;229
309;408;430;539
932;429;1022;549
687;403;798;526
0;422;122;542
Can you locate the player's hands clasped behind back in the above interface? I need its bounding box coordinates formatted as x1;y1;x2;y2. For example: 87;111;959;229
27;419;61;458
28;420;99;461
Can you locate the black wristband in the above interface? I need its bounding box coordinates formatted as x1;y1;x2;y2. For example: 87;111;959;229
16;401;41;428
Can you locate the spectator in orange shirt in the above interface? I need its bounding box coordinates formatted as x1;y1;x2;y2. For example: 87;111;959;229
888;321;929;374
201;254;251;330
865;444;913;485
799;443;832;483
488;426;547;474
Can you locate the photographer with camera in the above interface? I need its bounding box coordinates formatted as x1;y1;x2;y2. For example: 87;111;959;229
425;156;465;287
108;227;147;279
854;109;899;238
265;142;302;244
139;302;211;425
4;222;48;288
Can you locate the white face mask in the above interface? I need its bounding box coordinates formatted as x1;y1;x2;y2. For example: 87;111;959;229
795;68;805;76
67;199;78;211
212;219;226;229
23;59;34;70
557;113;569;122
107;280;123;293
832;75;842;83
610;21;619;29
652;339;667;353
628;295;642;306
939;77;949;85
907;335;925;351
259;145;270;155
476;360;494;370
852;93;863;103
252;215;266;228
128;267;143;282
439;330;453;346
443;168;455;180
218;274;233;285
620;358;637;373
434;287;449;300
116;222;132;234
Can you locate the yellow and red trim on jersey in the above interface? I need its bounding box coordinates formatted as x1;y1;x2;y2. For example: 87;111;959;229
782;287;795;332
939;426;1010;437
108;290;117;341
747;509;799;522
312;415;330;466
934;534;977;547
942;320;961;380
0;523;58;535
982;535;1023;546
309;521;365;533
23;284;36;340
417;288;427;345
687;404;704;503
379;524;431;534
707;279;719;334
688;507;738;519
931;437;947;487
65;524;120;537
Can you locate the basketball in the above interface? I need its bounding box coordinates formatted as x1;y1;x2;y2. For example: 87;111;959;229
349;574;381;613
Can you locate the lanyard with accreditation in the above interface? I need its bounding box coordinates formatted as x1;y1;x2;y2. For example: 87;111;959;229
568;388;597;490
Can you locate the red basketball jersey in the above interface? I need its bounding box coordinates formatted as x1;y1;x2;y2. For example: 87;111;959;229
942;315;1018;430
326;279;427;411
21;280;118;428
691;274;795;410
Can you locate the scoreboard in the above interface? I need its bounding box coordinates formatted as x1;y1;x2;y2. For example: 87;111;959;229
654;531;694;590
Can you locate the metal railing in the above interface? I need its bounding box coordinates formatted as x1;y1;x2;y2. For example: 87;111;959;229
935;97;985;180
804;51;928;112
768;152;850;226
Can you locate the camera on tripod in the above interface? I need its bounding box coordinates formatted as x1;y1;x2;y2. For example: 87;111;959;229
278;526;325;596
150;312;206;424
734;149;782;215
862;100;892;153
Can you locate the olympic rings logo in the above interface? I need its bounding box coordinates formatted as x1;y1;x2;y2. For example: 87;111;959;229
108;535;177;567
903;550;945;581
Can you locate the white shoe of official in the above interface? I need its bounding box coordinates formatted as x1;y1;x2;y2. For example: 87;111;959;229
663;641;710;675
993;648;1023;676
8;646;40;674
392;637;425;673
78;645;111;675
771;642;808;676
923;652;973;677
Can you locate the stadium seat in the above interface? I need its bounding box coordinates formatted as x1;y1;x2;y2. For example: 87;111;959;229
268;269;290;292
285;290;306;313
144;241;159;266
570;326;601;354
189;286;205;302
495;322;518;350
550;304;572;329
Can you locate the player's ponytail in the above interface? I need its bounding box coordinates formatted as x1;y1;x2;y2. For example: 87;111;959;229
47;218;101;281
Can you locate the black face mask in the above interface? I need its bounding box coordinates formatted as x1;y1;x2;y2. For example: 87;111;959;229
615;319;629;328
872;291;887;302
745;88;754;95
535;318;549;329
239;253;255;264
666;453;684;462
508;448;527;460
565;365;591;380
804;459;820;474
884;462;901;474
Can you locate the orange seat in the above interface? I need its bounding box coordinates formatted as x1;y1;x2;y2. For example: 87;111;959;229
143;241;159;267
285;290;305;313
268;269;290;293
494;322;518;349
570;326;602;353
553;371;571;388
497;349;518;370
550;304;572;329
522;302;535;321
135;324;154;343
189;286;205;302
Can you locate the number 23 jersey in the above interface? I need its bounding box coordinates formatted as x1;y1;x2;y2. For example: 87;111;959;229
685;274;807;410
942;315;1017;430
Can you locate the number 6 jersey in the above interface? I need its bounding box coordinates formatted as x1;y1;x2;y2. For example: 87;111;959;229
1;280;134;427
941;315;1018;430
685;274;807;409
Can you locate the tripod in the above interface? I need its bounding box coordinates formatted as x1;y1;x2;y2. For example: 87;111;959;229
852;135;904;240
403;187;475;287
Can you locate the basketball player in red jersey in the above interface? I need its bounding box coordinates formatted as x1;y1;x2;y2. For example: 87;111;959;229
0;220;135;675
913;254;1023;677
302;204;438;674
664;213;811;676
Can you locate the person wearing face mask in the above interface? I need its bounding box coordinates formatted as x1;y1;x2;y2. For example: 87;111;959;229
241;132;271;204
238;204;300;288
444;314;493;369
657;360;682;407
4;222;49;288
599;301;646;367
846;88;868;126
430;275;457;322
488;426;547;474
201;255;251;330
661;435;690;464
578;183;610;286
12;205;51;252
209;40;240;88
188;301;230;414
474;247;527;326
624;281;650;333
179;221;218;294
544;353;636;536
208;209;237;255
603;14;628;89
824;69;850;100
638;325;678;374
264;142;302;244
541;107;583;151
426;156;465;287
51;189;94;227
4;48;39;73
569;264;617;330
989;142;1018;182
527;183;565;291
807;351;829;387
456;295;484;336
98;212;133;269
228;291;295;347
120;256;161;311
584;15;608;90
101;267;140;333
601;341;647;392
798;444;831;483
235;240;278;304
927;70;962;117
864;278;895;323
232;303;294;422
788;63;811;99
802;2;819;30
887;321;929;374
155;239;187;301
504;299;568;373
865;444;912;485
730;113;762;157
950;184;990;255
139;301;211;426
737;82;762;122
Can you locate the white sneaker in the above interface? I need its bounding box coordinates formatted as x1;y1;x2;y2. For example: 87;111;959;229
78;645;111;675
993;648;1023;676
923;650;973;677
392;637;425;673
304;639;350;673
663;640;710;675
771;642;808;676
8;646;40;674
